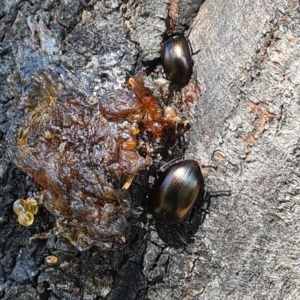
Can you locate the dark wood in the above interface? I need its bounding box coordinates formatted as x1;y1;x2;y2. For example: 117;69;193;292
1;0;299;299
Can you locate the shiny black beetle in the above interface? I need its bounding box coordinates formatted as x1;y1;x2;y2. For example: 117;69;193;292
149;160;204;224
161;35;193;87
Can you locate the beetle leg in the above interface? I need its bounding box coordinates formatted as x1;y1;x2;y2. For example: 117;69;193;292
173;227;189;246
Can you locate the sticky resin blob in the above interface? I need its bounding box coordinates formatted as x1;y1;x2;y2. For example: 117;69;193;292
7;54;201;250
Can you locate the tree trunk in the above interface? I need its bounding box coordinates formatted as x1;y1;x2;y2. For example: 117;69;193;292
0;0;299;299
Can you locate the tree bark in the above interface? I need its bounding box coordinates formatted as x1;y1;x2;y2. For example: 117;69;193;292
0;0;299;299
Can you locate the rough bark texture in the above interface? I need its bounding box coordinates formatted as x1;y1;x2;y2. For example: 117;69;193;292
1;0;300;299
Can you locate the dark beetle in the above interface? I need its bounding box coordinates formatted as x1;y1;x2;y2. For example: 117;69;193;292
149;160;204;224
161;35;193;87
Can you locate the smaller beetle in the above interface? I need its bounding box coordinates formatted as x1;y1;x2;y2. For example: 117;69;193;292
161;35;193;87
148;160;204;224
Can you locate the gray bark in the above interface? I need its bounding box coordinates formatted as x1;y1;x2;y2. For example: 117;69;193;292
186;0;300;299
